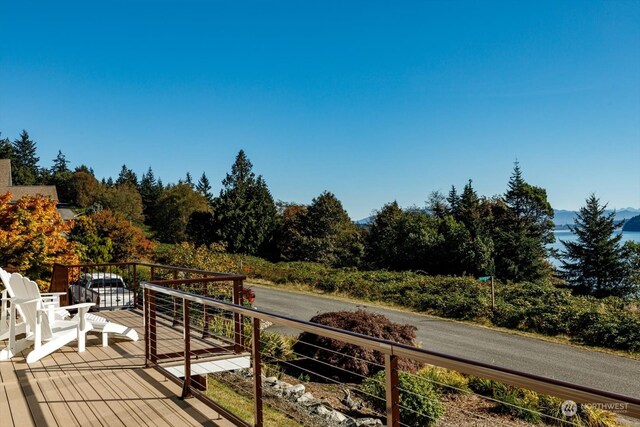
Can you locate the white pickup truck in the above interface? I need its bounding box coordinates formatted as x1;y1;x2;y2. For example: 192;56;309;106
69;273;134;310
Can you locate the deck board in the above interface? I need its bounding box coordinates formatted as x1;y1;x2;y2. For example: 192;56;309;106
0;310;235;427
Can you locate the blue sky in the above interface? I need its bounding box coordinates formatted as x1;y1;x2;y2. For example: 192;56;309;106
1;0;639;219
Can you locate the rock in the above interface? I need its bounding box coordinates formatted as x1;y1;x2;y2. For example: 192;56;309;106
283;384;306;400
356;418;383;426
314;405;332;416
326;410;347;423
296;392;314;403
274;381;291;390
340;419;357;427
263;376;279;386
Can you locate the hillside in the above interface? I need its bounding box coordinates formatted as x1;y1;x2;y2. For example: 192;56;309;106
623;214;640;232
553;208;638;229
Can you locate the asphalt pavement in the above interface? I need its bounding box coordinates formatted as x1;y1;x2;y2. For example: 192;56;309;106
250;284;640;398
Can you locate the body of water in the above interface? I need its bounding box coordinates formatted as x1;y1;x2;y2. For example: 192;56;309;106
549;230;640;268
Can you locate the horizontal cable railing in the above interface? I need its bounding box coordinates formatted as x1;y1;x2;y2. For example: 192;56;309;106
142;281;640;427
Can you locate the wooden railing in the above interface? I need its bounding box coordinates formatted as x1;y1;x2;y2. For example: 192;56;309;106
142;281;640;426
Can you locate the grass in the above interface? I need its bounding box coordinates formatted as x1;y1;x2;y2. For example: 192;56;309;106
206;377;301;427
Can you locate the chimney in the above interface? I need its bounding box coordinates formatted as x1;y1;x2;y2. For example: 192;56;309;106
0;159;12;187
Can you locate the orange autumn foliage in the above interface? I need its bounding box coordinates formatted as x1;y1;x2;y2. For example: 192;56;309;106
0;192;79;286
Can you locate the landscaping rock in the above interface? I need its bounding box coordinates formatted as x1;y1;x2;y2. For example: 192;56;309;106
264;376;279;386
340;419;357;427
283;383;306;400
356;418;383;426
326;410;347;423
296;392;314;403
314;404;332;416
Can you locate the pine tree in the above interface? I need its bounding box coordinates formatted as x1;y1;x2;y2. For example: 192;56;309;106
116;164;137;187
0;134;13;159
493;162;554;281
139;167;164;227
447;185;460;217
185;172;193;187
51;150;70;174
561;194;629;297
196;172;213;205
49;150;72;202
212;150;277;255
12;130;40;184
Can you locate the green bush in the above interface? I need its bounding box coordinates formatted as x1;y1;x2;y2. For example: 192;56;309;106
360;370;444;427
467;377;622;426
418;366;470;395
154;244;640;352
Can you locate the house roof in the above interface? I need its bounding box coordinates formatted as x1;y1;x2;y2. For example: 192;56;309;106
0;159;59;202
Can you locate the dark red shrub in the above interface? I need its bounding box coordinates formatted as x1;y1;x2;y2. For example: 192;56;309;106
293;310;422;378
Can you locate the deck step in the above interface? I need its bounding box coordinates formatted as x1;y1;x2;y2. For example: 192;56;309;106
164;356;251;378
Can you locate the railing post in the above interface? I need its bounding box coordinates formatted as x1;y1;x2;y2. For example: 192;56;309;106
252;317;263;427
202;276;210;338
144;287;150;367
385;353;400;427
181;299;192;399
133;263;138;309
150;266;155;281
149;289;157;364
233;279;243;353
172;271;179;326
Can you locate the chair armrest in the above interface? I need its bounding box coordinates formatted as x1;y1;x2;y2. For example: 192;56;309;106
41;292;67;296
11;297;41;305
63;303;96;310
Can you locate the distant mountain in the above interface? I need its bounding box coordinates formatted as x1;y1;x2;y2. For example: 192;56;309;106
355;216;373;226
554;208;640;228
623;215;640;232
358;209;640;229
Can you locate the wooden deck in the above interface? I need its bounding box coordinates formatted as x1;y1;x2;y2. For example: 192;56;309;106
0;310;235;427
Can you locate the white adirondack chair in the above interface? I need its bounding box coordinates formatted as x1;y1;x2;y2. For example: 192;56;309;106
1;269;138;347
1;274;94;363
1;272;139;362
1;268;70;341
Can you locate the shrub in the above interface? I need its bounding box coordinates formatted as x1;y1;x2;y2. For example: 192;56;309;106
360;370;444;427
418;366;470;394
260;332;295;361
293;310;422;378
468;378;622;426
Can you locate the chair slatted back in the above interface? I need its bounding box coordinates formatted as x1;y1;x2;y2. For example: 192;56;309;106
9;273;53;339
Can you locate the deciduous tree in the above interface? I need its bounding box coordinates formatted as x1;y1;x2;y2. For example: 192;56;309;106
0;193;79;284
155;183;210;243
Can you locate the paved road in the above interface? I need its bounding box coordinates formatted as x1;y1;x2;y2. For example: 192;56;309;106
250;284;640;398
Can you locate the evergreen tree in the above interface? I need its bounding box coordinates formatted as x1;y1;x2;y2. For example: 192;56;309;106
139;167;163;227
427;191;448;219
212;150;277;255
447;185;460;216
561;195;629;297
0;134;13;159
49;150;73;202
365;201;404;268
116;164;138;187
185;172;194;187
196;172;213;205
12;130;40;185
293;191;364;267
493;162;554;281
51;150;70;174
